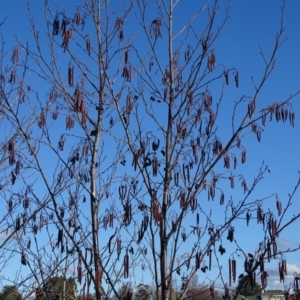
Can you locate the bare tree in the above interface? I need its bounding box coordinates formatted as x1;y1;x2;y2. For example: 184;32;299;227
111;0;300;299
0;1;300;300
0;17;46;297
1;1;135;299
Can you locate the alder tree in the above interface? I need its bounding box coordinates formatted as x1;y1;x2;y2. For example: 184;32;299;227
0;1;300;300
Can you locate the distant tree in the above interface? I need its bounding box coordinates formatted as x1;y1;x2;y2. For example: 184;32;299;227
134;284;151;300
35;287;43;300
188;275;199;288
108;284;133;300
184;284;222;300
38;276;76;300
235;275;262;297
0;285;21;300
148;284;177;300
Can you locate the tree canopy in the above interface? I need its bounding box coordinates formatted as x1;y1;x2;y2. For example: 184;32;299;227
0;285;21;300
35;277;76;300
235;275;262;297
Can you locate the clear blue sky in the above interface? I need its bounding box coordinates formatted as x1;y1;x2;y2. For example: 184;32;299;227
1;0;300;295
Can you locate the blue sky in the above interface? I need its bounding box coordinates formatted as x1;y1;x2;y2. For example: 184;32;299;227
1;0;300;296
